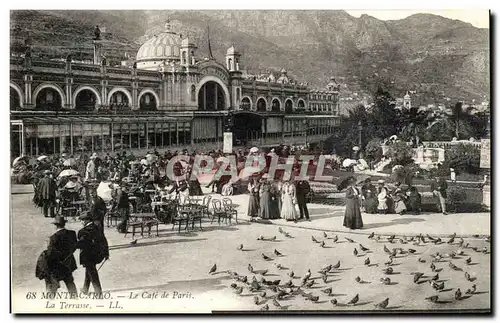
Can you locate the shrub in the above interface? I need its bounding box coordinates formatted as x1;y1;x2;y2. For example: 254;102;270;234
447;186;468;212
387;141;414;166
365;138;384;163
446;144;481;174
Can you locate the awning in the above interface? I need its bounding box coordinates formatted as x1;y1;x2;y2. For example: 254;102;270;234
13;115;180;125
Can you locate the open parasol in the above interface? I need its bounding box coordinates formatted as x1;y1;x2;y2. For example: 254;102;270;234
57;169;80;178
63;158;77;167
342;159;358;168
249;147;259;153
37;155;48;161
12;156;28;167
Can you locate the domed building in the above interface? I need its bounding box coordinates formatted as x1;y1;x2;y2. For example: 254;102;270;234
9;20;341;157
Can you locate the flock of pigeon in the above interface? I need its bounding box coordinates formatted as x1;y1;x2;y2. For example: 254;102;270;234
208;228;490;312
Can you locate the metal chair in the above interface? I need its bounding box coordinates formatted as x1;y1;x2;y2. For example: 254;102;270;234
222;197;238;224
211;199;230;225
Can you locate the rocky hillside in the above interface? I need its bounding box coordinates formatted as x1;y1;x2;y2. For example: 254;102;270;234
10;10;490;104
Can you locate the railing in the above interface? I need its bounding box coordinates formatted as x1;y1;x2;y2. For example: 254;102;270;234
421;141;481;149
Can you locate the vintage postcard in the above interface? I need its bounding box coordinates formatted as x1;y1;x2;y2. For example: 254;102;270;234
9;9;491;314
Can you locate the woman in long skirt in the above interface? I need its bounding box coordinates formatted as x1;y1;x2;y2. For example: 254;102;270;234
343;176;363;229
280;181;298;221
271;180;282;219
259;181;273;219
247;177;260;221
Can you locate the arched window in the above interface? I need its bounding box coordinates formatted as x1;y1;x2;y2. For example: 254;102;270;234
191;84;196;102
182;51;187;64
228;58;233;70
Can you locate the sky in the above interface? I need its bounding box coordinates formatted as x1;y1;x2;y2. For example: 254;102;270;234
345;10;490;29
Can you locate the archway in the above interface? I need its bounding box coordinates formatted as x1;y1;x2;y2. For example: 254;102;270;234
285;99;293;114
138;90;158;111
198;81;226;111
75;89;98;111
297;99;306;110
35;87;63;110
108;90;131;109
233;112;263;145
10;87;22;110
271;98;281;112
240;97;252;110
256;97;267;112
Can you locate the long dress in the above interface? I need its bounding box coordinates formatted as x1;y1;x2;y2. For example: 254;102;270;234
343;186;363;229
247;183;260;218
393;188;407;214
377;187;389;213
272;182;282;218
280;183;298;220
259;183;273;219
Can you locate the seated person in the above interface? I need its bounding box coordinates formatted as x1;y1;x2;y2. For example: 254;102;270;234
407;186;422;215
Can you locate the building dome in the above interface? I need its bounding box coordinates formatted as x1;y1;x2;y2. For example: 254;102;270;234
136;21;182;70
226;45;236;55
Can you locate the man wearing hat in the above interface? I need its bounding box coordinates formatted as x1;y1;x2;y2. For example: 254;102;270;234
85;153;97;181
36;216;78;297
114;182;130;233
76;212;109;296
431;176;448;215
38;170;57;217
88;188;107;233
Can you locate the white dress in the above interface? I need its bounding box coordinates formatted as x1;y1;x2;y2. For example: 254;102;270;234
280;183;297;220
377;187;388;211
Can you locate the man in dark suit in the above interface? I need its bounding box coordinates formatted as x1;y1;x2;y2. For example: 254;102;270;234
114;183;130;234
295;180;311;221
37;216;78;297
430;176;448;215
77;212;109;296
88;187;107;232
37;170;57;217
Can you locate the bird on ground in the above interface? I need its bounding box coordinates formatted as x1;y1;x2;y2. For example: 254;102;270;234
425;295;439;303
253;296;260;305
321;287;332;296
434;237;442;244
241;276;248;283
430;263;436;272
418;258;426;263
408;249;417;254
427;234;436;242
374;298;389;309
347;294;359;305
209;264;217;274
259;291;266;298
368;232;375;239
364;257;371;266
380;277;391;285
274;249;283;257
383;267;394;275
235;286;243;295
284;232;293;238
312;236;319;243
303;269;312;281
259;269;268;276
455;288;462;300
262;253;272;261
420;236;427;244
283;280;293;288
237;244;243;250
355;276;361;283
320;241;326;248
322;273;328;283
449;262;462;271
230;283;237;289
270;236;277;241
387;235;396;243
413;272;424;283
346;237;355;243
449;232;457;239
359;244;369;252
279;227;284;234
466;257;472;265
272;280;281;286
275;263;283;270
353;248;359;256
321;264;332;272
289;271;295;278
384;245;391;254
323;232;328;238
431;281;445;291
458;238;464;247
375;235;382;242
465;272;475;282
482;247;488;254
272;298;282;309
385;257;394;266
332;261;341;269
308;295;319;302
390;249;398;257
248;264;254;273
276;290;287;300
399;238;406;244
130;239;138;245
485;236;491;243
431;274;439;281
466;284;476;295
330;298;338;305
260;304;269;311
305;280;315;288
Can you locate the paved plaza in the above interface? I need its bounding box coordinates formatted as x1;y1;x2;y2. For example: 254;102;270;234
11;185;491;313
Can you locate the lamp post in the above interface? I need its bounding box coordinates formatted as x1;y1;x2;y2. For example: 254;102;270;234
358;120;363;158
303;119;308;147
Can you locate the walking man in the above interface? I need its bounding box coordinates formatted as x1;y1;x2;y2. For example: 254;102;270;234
35;215;78;298
37;170;57;217
431;176;448;215
295;180;311;221
88;187;107;232
77;212;109;297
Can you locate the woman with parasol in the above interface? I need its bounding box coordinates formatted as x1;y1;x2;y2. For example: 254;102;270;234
342;176;363;230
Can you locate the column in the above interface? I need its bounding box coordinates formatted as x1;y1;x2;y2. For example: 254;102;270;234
190;120;194;145
168;123;172;146
70;124;74;154
145;122;149;150
111;123;114;152
215;84;218;110
176;122;179;146
21;124;25;156
203;85;207;110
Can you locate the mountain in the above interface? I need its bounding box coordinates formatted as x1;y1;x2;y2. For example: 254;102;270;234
10;10;490;104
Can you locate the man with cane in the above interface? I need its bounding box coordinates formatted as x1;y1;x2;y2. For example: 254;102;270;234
77;212;109;297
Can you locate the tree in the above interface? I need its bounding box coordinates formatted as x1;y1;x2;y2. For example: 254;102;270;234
365;137;384;163
386;141;414;166
446;143;481;174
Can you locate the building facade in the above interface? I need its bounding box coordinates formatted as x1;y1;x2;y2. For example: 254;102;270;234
10;21;341;157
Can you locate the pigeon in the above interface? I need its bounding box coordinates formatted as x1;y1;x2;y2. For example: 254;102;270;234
376;235;382;242
433;281;445;291
284;280;293;288
384;245;391;254
355;276;361;283
130;239;138;245
284;232;293;238
359;244;369;252
259;269;269;276
305;280;315;288
270;236;277;241
230;283;237;288
448;232;456;239
482;247;488;254
321;287;332;296
248;264;254;273
426;234;436;242
253;296;260;305
408;249;416;254
346;237;355;243
466;284;476;295
449;262;462;271
466;257;472;265
347;294;359;305
383;267;394;275
368;232;375;239
399;238;406;244
333;235;339;243
308;295;319;302
420;236;427;244
276;290;287;299
237;244;243;250
260;304;269;311
289;271;295;278
455;288;462;300
276;263;283;270
303;269;312;281
274;249;283;257
321;264;332;272
418;258;426;263
272;299;282;309
332;261;341;269
320;241;326;248
322;273;328;283
272;280;281;286
434;237;442;244
353;248;359;256
279;227;284;234
380;277;391;285
387;235;395;243
364;257;371;266
312;236;319;243
323;232;328;238
413;272;424;283
262;253;272;261
235;286;243;295
430;263;436;272
330;298;338;305
209;264;217;275
375;298;389;309
465;272;474;282
241;276;248;283
485;236;491;243
385;258;394;266
259;291;267;298
425;295;439;303
431;274;439;281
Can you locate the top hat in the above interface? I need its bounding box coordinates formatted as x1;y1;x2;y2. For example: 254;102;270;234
52;215;67;226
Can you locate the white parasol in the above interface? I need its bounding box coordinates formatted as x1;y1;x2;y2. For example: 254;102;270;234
352;146;360;151
63;158;77;167
342;159;358;168
57;169;80;178
249;147;259;153
37;155;48;161
12;156;28;167
97;181;114;202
